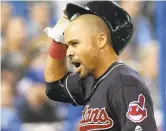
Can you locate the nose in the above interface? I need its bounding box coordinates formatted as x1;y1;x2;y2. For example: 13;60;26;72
66;47;75;60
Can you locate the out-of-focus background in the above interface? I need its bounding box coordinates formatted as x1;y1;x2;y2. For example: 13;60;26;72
1;1;166;131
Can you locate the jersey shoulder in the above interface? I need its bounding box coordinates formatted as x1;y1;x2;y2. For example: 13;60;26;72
116;64;145;86
107;63;150;96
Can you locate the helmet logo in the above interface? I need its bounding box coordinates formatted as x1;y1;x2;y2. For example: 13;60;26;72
85;6;90;10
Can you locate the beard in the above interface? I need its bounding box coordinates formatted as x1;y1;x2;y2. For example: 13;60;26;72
76;64;90;78
79;70;89;78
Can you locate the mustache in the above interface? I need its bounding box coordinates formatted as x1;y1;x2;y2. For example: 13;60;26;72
69;58;81;63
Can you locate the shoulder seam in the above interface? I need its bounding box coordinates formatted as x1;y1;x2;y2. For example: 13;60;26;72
110;85;141;105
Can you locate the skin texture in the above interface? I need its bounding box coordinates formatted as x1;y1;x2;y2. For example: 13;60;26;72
44;55;68;82
45;14;119;82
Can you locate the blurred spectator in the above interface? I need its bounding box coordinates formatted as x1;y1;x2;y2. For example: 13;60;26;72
120;48;140;71
1;82;22;131
8;1;29;19
1;2;12;43
1;17;29;79
16;85;56;123
1;68;17;88
16;53;58;123
139;42;159;110
120;1;154;61
27;2;51;38
28;29;51;56
16;52;46;96
26;2;53;60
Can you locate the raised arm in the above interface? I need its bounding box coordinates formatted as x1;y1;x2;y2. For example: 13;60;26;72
44;15;69;82
44;15;86;105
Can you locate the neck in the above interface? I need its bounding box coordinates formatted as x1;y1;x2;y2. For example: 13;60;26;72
93;46;119;79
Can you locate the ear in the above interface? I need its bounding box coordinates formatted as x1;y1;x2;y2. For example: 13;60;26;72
97;33;107;49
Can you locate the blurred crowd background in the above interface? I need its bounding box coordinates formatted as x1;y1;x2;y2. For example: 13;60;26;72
1;1;165;131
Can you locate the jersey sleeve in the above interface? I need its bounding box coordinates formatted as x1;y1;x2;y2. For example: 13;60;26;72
45;72;85;106
109;85;158;131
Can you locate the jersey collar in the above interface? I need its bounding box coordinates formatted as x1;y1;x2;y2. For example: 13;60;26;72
94;61;123;83
84;61;123;102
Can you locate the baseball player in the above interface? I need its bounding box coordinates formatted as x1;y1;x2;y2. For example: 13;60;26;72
44;1;158;131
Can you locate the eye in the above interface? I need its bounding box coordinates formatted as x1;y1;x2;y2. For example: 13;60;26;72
71;41;79;47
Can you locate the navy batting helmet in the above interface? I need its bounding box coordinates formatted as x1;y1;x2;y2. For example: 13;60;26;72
65;1;133;55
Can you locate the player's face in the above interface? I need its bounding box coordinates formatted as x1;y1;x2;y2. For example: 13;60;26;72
64;21;98;78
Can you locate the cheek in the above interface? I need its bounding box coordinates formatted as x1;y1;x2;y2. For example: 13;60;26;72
79;46;97;66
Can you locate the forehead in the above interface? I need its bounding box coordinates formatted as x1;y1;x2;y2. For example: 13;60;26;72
64;18;93;43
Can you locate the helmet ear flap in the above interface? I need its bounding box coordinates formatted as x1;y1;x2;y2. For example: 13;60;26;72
112;21;133;55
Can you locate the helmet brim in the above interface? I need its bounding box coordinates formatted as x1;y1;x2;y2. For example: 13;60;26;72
66;3;95;20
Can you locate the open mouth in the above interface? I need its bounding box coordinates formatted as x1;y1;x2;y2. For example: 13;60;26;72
72;62;81;68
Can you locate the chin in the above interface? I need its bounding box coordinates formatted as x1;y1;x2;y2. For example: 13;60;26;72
79;70;89;78
79;72;88;78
